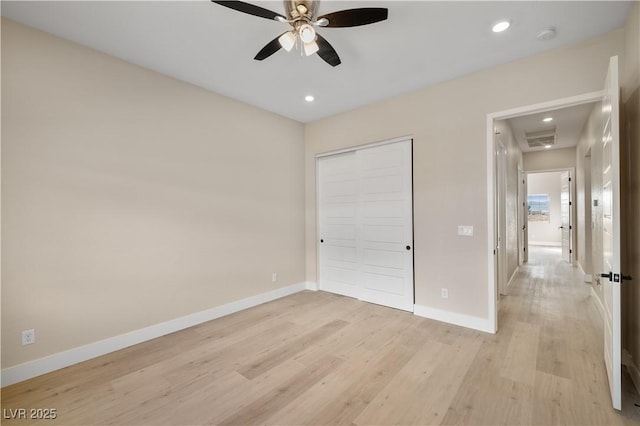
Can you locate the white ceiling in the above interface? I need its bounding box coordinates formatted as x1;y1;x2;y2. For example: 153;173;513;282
1;1;633;123
506;102;598;153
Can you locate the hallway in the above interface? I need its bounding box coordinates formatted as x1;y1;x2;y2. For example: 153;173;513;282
498;245;640;424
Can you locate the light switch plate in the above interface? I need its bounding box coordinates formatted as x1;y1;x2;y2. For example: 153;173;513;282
458;225;474;236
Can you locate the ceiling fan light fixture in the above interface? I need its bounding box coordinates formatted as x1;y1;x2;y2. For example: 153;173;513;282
278;31;296;52
304;40;319;56
299;24;316;43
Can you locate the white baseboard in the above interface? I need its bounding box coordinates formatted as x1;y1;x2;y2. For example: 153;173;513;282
590;286;605;322
1;282;308;387
414;304;495;334
305;281;318;291
623;350;640;396
576;263;592;283
507;267;520;290
529;241;561;247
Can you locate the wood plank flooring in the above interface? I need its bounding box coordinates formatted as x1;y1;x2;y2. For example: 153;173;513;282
2;246;640;425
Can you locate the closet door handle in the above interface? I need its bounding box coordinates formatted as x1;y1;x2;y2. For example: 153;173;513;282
406;245;411;251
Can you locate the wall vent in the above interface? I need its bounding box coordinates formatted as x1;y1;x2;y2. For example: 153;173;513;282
525;128;556;148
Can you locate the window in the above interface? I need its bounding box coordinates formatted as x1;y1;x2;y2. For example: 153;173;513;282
528;194;550;222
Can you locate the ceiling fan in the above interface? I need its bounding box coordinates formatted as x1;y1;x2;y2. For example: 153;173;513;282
211;1;388;67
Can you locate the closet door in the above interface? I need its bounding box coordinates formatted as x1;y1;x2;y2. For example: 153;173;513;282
317;151;359;299
317;140;414;311
358;141;414;311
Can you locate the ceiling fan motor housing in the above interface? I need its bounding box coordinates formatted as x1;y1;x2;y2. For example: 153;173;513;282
284;0;316;20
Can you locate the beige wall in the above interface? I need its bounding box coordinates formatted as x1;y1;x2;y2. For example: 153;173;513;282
305;30;623;321
523;147;577;172
1;19;306;369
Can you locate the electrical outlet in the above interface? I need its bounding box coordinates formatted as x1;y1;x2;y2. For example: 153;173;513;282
441;288;449;299
22;329;35;346
272;273;277;283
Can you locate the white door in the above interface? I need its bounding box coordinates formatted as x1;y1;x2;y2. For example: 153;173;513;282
317;140;414;312
560;171;572;263
601;56;622;411
495;138;507;297
358;142;414;311
521;172;529;264
317;151;359;299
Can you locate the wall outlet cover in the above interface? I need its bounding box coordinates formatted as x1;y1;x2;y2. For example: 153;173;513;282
457;225;474;236
21;329;35;346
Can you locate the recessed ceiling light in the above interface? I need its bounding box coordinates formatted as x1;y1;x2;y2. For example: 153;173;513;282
544;145;552;149
542;117;553;122
537;27;557;41
305;95;315;102
492;21;511;33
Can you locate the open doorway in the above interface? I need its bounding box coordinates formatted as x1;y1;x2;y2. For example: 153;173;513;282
525;169;574;264
486;90;603;333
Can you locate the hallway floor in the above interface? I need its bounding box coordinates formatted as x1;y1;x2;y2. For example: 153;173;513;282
503;245;640;423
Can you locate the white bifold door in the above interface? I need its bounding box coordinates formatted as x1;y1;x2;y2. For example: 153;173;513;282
317;139;414;312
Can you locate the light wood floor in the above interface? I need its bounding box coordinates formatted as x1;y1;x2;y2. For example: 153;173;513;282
2;246;640;425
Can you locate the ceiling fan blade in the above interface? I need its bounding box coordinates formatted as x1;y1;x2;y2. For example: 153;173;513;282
254;34;284;61
211;1;285;21
316;34;341;67
318;8;388;28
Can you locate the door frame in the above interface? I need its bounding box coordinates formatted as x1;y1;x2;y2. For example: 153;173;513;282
495;136;508;299
519;165;528;265
486;91;603;333
314;135;415;306
524;168;576;263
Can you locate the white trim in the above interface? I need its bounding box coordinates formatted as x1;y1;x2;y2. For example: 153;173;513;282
1;282;308;387
623;350;640;396
488;92;603;334
490;91;604;121
590;286;605;322
507;266;519;290
314;135;413;159
529;241;562;247
524;167;577;174
486;115;497;333
577;261;593;283
305;281;318;291
414;304;495;334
